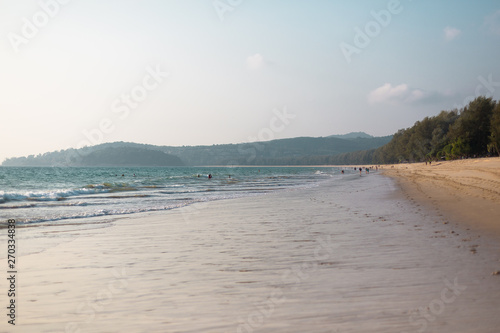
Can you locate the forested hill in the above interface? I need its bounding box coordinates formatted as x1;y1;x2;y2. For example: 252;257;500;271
79;147;184;166
1;133;392;166
330;96;500;165
2;147;184;167
165;135;392;165
328;132;373;139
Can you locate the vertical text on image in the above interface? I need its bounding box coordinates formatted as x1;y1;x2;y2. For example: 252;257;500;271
6;219;17;326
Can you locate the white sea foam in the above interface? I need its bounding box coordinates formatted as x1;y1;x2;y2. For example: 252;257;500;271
0;187;111;202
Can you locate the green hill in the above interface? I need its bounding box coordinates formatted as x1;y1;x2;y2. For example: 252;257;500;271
2;146;184;167
328;132;373;139
1;134;392;166
79;147;184;167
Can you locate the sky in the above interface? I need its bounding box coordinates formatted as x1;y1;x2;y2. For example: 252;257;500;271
1;0;500;162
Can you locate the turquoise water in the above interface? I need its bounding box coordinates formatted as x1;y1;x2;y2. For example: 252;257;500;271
0;166;345;225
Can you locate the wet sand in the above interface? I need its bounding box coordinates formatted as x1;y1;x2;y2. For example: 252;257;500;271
382;157;500;238
2;172;500;332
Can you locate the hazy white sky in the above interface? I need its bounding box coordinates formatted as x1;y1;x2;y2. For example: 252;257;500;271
1;0;499;162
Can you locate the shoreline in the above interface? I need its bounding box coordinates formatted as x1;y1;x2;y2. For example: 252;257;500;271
217;156;499;240
380;157;500;238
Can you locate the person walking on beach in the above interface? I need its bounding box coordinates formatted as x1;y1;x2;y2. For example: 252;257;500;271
359;167;362;175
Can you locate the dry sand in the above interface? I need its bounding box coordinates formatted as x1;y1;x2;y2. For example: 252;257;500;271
382;157;500;238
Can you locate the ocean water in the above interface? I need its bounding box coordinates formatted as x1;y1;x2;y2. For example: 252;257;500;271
0;166;348;226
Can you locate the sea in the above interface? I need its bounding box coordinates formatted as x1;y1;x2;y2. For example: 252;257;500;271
0;166;350;227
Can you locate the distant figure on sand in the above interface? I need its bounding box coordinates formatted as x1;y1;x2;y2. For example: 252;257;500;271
341;170;344;174
359;168;362;175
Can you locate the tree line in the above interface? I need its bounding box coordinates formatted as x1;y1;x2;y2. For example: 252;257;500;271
333;96;500;164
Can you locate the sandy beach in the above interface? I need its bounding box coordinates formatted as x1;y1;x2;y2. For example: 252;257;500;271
382;157;500;238
1;166;500;332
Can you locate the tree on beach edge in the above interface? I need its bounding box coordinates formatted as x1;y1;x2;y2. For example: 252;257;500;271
333;96;500;165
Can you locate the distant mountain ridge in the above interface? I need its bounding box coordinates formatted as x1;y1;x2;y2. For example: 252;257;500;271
2;133;392;166
328;132;374;139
